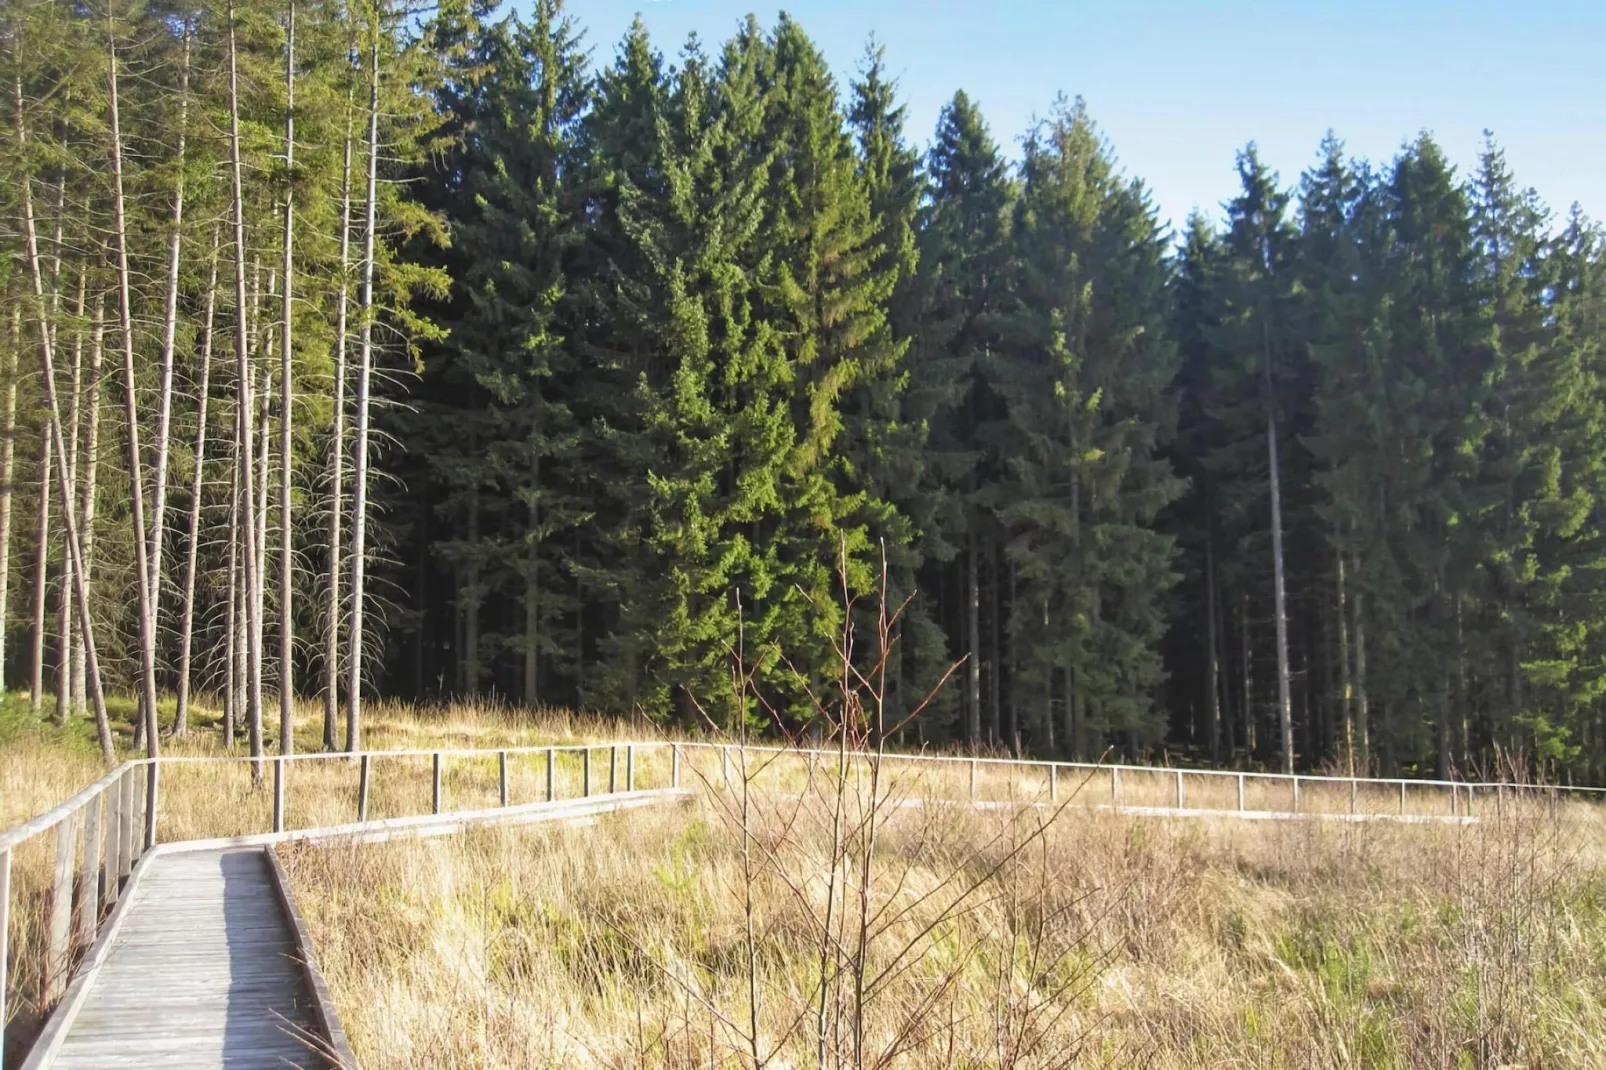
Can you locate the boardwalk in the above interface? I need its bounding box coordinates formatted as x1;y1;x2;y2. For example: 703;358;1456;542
40;849;332;1070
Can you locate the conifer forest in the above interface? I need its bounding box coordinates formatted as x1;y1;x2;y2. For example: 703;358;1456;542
4;0;1605;782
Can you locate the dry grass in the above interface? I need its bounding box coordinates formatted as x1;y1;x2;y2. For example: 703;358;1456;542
279;759;1606;1069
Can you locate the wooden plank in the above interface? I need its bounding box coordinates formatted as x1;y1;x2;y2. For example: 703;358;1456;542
546;748;555;802
45;810;80;1004
432;752;443;814
143;762;158;851
265;848;361;1069
104;781;123;906
498;751;509;807
79;794;102;949
272;758;285;833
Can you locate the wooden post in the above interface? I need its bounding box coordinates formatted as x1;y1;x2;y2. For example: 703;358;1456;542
119;770;136;879
498;751;509;807
357;754;371;822
970;759;978;801
144;761;159;850
1111;768;1120;806
1049;764;1058;803
80;795;102;948
1399;781;1406;815
46;810;79;1004
273;758;286;833
626;745;635;792
583;748;592;797
671;744;680;789
1175;770;1185;809
0;847;10;1066
609;745;618;794
432;752;443;814
105;779;123;903
1237;773;1246;812
1292;776;1300;814
546;748;555;802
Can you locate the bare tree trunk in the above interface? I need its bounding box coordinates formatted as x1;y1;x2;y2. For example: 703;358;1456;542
54;273;86;725
322;96;356;751
14;76;113;759
965;530;980;745
254;367;269;755
0;310;18;692
175;231;219;735
277;1;297;754
107;22;162;760
227;1;263;770
345;25;381;753
30;431;50;715
1205;514;1222;764
73;300;104;718
224;400;243;748
1266;382;1294;775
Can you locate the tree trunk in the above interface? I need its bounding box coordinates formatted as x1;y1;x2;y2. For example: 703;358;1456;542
107;22;162;760
345;25;381;753
0;310;18;692
29;431;50;716
1352;572;1370;770
1336;547;1354;776
463;488;480;696
254;368;269;754
72;298;104;719
322;92;356;751
1205;514;1222;763
146;27;192;689
14;76;112;758
523;499;539;706
227;0;263;770
277;0;297;755
987;537;1002;748
224;402;243;748
55;273;86;726
175;231;219;735
965;530;981;745
1266;399;1294;774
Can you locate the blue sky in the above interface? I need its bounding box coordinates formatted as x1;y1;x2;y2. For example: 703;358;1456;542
566;0;1604;236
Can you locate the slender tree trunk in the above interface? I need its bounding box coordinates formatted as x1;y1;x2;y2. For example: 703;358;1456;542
224;401;243;748
322;98;356;751
73;302;104;718
987;538;1002;748
277;0;297;754
0;310;18;692
523;498;539;706
345;26;381;753
463;489;480;695
227;3;263;769
254;368;269;753
14;76;112;758
1336;547;1354;775
965;530;980;745
55;273;86;726
146;27;191;696
30;431;50;715
107;22;161;760
175;232;220;735
1352;573;1370;770
1266;397;1294;774
1205;514;1222;763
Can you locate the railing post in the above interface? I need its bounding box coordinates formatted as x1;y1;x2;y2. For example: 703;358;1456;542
970;759;978;801
1175;770;1185;810
609;745;618;794
105;775;123;900
1111;768;1120;806
499;751;509;807
1049;764;1058;803
1399;780;1406;815
626;745;636;792
1237;773;1246;812
120;770;136;879
46;810;80;1004
144;761;159;850
1292;776;1300;814
546;748;556;802
671;744;681;789
80;794;102;948
0;846;10;1068
273;758;286;834
432;752;444;814
584;748;592;797
358;754;371;823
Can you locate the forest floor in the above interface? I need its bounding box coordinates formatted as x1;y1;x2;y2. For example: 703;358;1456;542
8;701;1606;1068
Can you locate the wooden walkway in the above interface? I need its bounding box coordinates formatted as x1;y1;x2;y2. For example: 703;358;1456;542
37;849;334;1069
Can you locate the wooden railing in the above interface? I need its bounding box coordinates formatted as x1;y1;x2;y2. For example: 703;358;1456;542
2;738;1596;1068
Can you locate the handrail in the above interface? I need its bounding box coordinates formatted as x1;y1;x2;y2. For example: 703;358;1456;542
0;762;144;854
